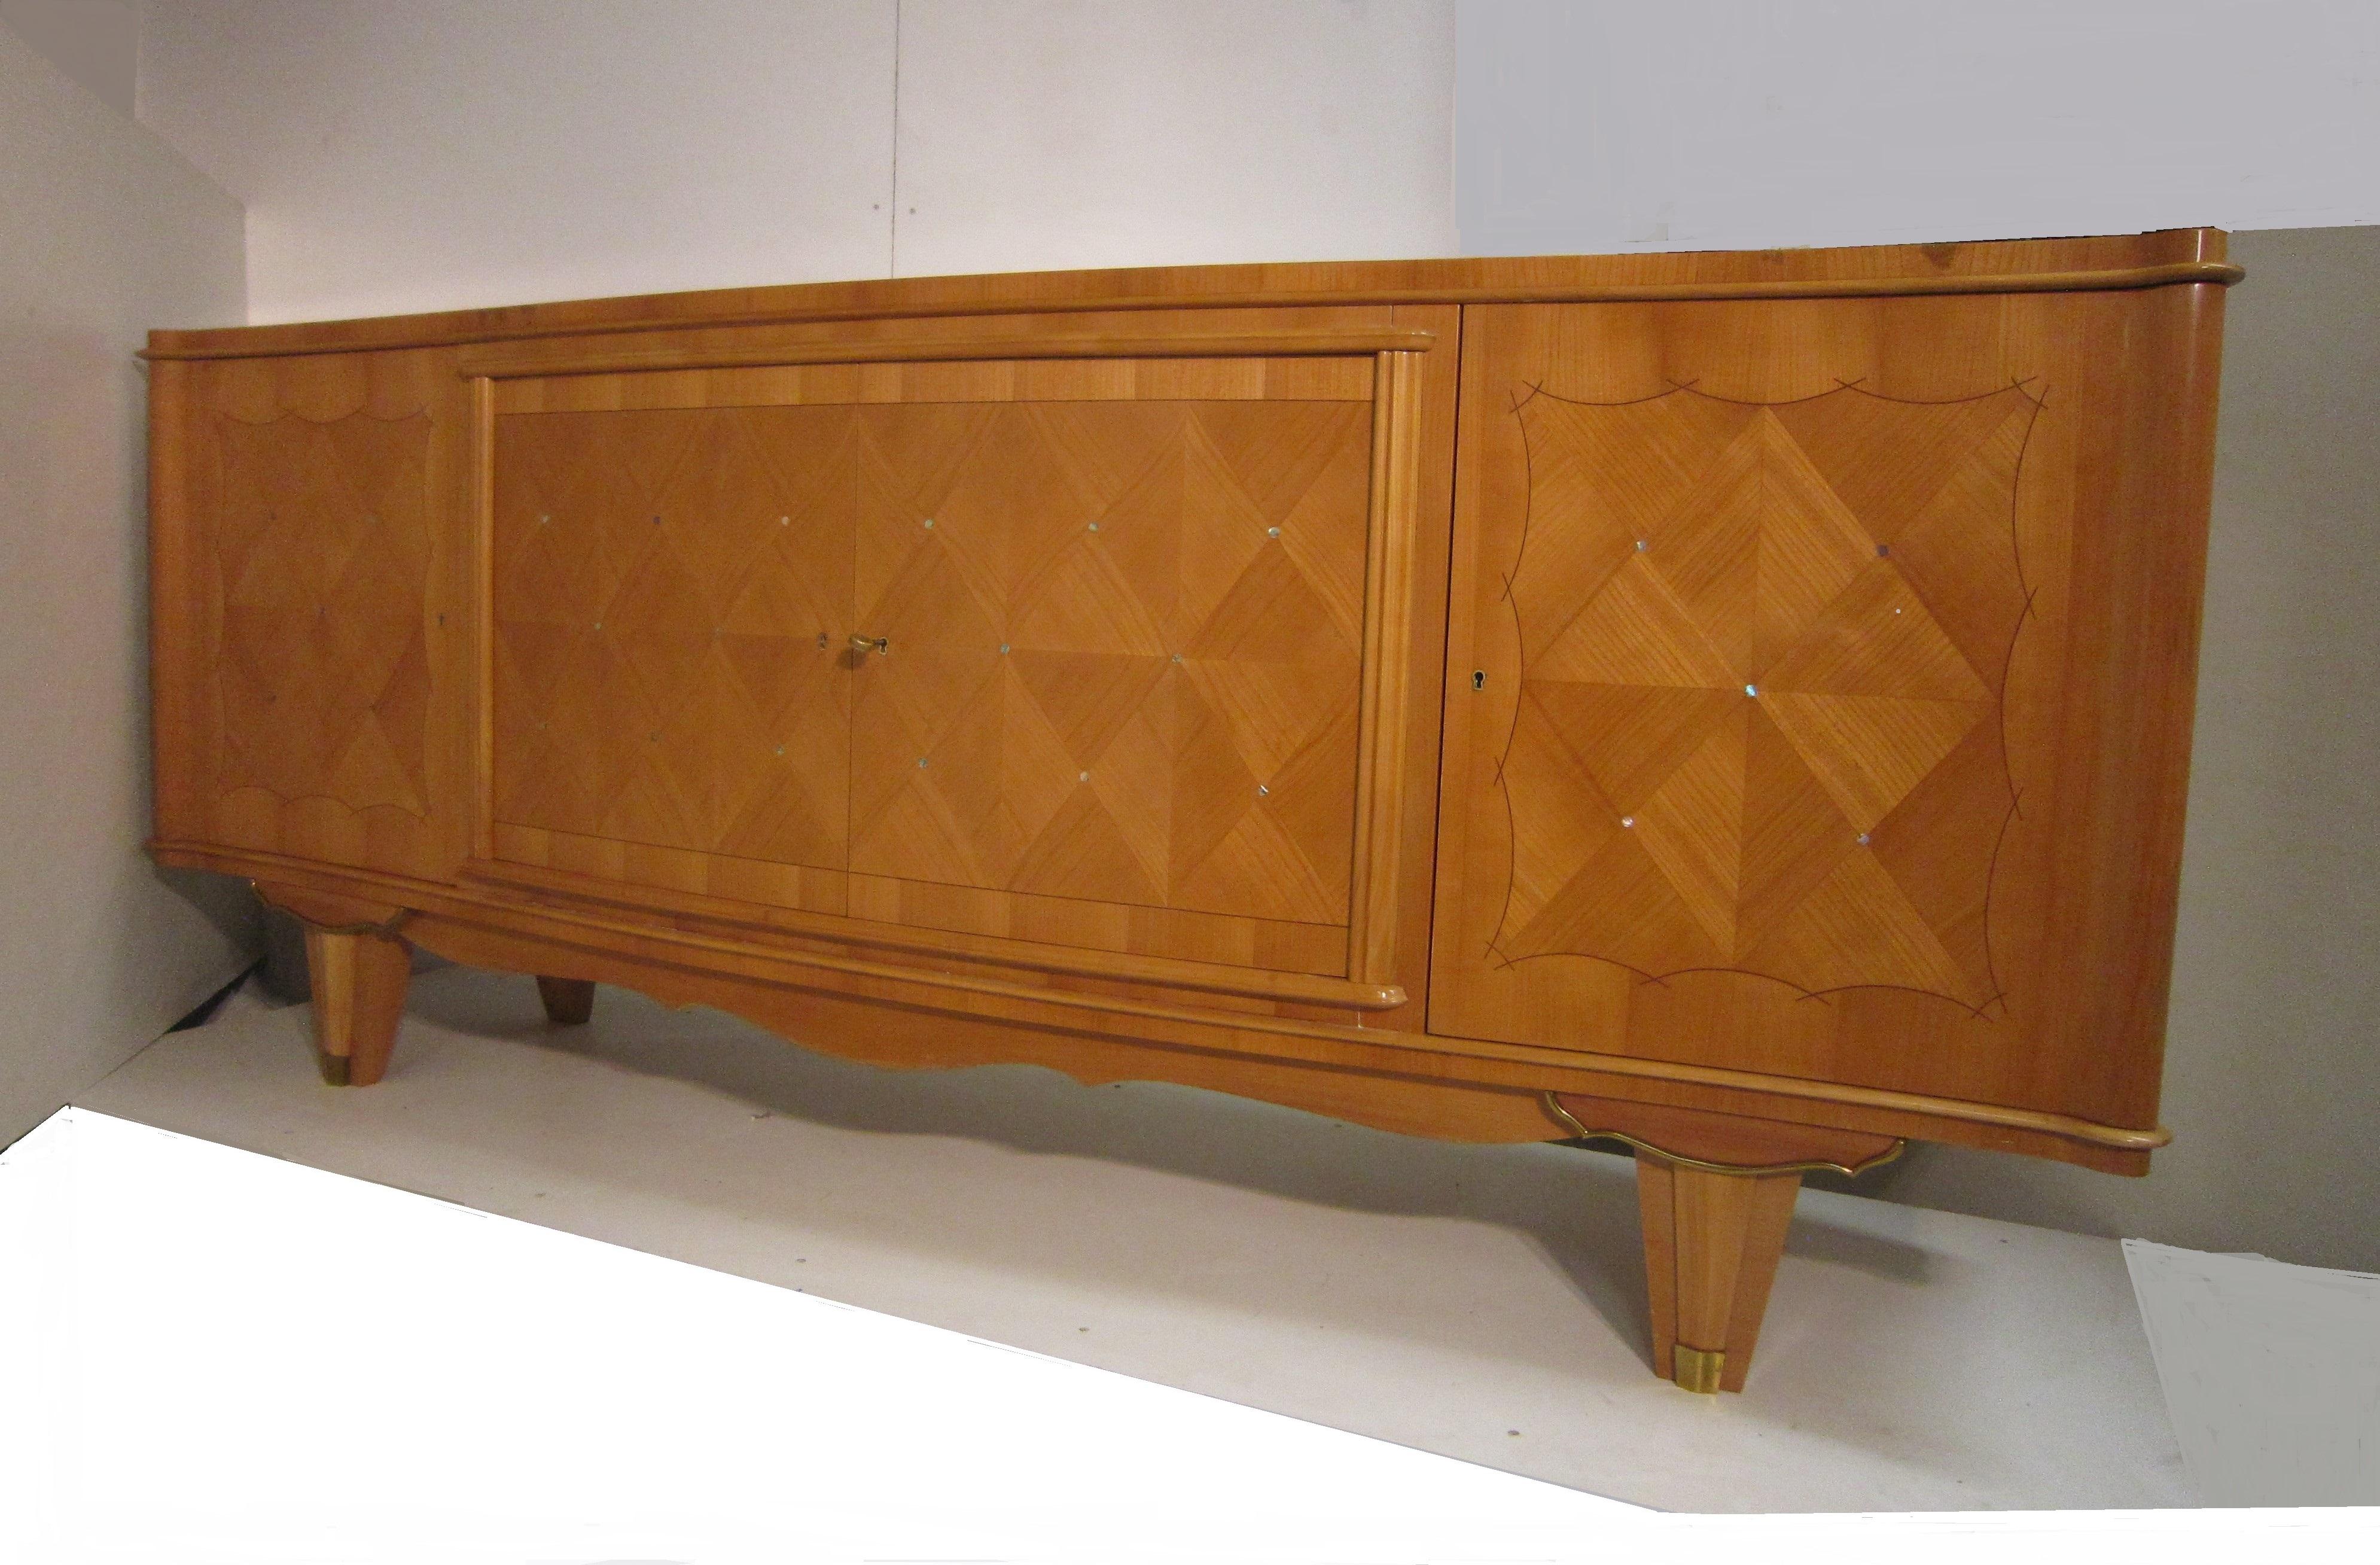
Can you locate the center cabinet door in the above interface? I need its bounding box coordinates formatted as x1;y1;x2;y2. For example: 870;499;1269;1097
480;348;1437;996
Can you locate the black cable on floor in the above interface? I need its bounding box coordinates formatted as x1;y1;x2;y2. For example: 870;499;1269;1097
165;957;267;1034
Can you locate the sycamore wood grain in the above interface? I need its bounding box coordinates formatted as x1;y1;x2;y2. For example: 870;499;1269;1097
484;355;1379;952
460;328;1434;379
1430;271;2228;1138
1346;348;1427;987
150;349;479;885
467;321;1459;1032
148;356;201;846
250;879;409;935
176;839;2165;1170
1355;306;1464;1031
1637;1156;1803;1393
302;925;412;1086
145;231;2233;362
404;905;1559;1144
1545;1091;1903;1176
489;354;1378;414
535;976;596;1026
466;851;1386;1006
469;372;496;863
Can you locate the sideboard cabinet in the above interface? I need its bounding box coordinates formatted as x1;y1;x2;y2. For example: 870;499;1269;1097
147;230;2235;1393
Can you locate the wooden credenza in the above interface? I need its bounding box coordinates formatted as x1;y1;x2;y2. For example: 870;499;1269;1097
146;230;2235;1393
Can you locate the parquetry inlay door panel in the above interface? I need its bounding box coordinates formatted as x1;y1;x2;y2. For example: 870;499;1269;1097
215;410;436;817
1431;291;2224;1133
1490;382;2035;1006
489;363;1373;957
493;405;856;872
150;347;466;884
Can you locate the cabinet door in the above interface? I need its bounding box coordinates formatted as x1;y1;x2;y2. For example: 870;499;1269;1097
149;348;471;882
491;404;855;874
1429;291;2224;1135
842;397;1367;928
483;354;1395;984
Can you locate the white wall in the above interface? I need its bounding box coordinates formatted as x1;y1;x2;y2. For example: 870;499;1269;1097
1457;0;2380;255
0;20;252;1146
135;0;899;323
134;0;1455;324
889;1;1454;277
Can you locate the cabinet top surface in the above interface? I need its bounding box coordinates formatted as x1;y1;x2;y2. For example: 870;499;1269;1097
146;229;2239;363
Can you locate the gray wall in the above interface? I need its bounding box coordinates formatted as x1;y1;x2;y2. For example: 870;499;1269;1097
0;21;253;1146
1453;1;2380;249
1836;227;2380;1271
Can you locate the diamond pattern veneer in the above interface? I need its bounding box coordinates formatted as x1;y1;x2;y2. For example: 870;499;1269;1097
491;399;1369;928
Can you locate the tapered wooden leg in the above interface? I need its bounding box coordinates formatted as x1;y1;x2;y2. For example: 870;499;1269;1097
1635;1154;1802;1393
535;976;596;1025
303;927;412;1086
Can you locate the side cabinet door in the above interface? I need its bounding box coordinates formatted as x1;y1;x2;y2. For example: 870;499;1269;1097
150;350;474;882
1428;290;2226;1138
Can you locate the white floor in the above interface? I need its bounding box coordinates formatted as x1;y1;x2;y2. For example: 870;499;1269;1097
1;1107;1639;1563
2126;1238;2380;1506
78;966;2198;1515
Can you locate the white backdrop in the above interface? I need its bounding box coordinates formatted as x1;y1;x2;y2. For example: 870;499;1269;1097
133;0;1458;323
135;0;901;322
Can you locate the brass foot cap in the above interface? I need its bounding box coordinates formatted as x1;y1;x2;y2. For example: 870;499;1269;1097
1672;1344;1726;1394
